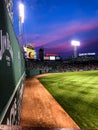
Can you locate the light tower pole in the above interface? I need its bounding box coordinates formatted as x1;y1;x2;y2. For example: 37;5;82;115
19;3;24;46
6;0;13;22
71;40;80;58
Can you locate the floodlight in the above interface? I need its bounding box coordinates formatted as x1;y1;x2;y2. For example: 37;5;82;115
71;40;80;57
19;3;24;23
71;40;80;46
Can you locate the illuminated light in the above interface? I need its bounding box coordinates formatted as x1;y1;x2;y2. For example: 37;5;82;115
71;40;80;46
44;56;50;60
50;56;55;60
71;40;80;57
79;52;96;56
46;54;58;56
19;3;24;23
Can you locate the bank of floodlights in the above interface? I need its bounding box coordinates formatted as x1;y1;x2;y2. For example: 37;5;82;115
19;3;24;23
71;40;80;58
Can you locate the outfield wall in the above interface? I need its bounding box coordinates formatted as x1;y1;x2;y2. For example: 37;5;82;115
0;0;25;125
25;68;57;77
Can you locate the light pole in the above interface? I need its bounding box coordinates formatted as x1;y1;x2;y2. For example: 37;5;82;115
71;40;80;58
6;0;13;22
19;3;24;45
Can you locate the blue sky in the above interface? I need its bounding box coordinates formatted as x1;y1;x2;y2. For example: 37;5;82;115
13;0;98;58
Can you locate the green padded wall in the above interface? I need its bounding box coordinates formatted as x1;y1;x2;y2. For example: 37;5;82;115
0;0;25;124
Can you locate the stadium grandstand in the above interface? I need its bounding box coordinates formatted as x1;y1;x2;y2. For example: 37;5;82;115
25;55;98;77
1;0;98;129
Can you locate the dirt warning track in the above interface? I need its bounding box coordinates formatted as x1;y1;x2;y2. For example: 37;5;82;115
20;74;80;128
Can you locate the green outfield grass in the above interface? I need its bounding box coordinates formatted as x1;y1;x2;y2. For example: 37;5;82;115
38;70;98;128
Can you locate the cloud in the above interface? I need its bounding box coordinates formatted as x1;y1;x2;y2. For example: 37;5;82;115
24;19;98;53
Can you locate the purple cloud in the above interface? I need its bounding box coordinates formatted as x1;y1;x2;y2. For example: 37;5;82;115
24;19;98;53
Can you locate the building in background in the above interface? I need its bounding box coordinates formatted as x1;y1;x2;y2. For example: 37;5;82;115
39;48;44;61
44;53;61;61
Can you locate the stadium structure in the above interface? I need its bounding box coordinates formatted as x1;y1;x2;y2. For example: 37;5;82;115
0;0;25;125
23;43;36;59
1;0;98;129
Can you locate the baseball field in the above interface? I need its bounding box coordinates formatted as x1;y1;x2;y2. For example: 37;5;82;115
38;70;98;128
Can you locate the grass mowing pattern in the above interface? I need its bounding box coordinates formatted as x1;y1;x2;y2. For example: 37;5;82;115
38;70;98;128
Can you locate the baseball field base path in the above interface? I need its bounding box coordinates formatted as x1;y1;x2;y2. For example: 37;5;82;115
20;74;80;128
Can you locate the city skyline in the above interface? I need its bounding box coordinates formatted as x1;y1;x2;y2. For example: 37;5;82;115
13;0;98;59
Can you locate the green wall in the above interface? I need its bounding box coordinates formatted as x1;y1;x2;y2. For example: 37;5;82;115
0;0;25;123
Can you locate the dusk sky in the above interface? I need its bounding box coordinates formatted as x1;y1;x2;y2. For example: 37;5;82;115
13;0;98;59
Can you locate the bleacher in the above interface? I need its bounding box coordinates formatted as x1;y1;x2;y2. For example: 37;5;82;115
25;56;98;77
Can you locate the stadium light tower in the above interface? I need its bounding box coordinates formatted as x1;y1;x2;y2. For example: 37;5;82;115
71;40;80;58
19;3;24;45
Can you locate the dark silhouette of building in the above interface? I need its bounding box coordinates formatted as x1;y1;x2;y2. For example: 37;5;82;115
39;48;44;61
